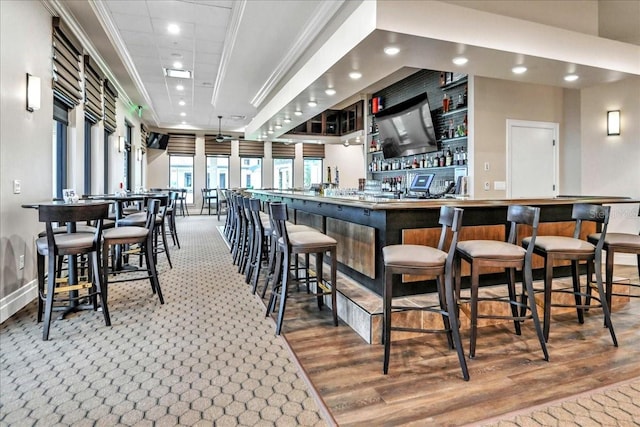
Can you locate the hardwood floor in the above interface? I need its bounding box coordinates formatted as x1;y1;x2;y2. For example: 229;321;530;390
264;266;640;426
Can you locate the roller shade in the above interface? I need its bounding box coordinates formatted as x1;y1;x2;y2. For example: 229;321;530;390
52;17;82;107
140;124;148;152
103;79;117;133
238;140;264;157
167;133;196;155
303;143;325;158
271;142;295;158
204;135;231;155
83;55;103;123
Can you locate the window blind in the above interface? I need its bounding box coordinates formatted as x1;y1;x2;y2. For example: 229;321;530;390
52;17;82;107
303;143;325;158
271;142;296;158
238;140;264;157
204;135;231;155
83;55;103;123
103;79;118;133
167;133;196;155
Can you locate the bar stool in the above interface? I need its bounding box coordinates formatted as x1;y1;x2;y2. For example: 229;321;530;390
36;202;110;340
586;205;640;310
522;203;617;345
382;206;468;380
165;191;181;249
266;202;338;335
102;199;164;305
455;205;548;360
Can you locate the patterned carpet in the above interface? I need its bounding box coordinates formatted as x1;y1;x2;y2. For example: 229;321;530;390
1;214;638;426
0;215;328;426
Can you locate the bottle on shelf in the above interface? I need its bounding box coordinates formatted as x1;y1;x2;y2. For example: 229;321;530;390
461;147;467;165
448;119;455;139
445;147;453;166
412;156;419;169
443;93;450;113
327;166;332;183
370;137;376;152
439;152;446;167
463;114;468;136
454;147;460;165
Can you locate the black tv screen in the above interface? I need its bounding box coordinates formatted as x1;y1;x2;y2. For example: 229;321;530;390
147;132;169;150
375;92;438;159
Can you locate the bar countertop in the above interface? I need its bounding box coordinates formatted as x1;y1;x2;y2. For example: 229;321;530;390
248;190;636;210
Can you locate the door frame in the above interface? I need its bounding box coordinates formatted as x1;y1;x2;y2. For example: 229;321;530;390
506;119;559;198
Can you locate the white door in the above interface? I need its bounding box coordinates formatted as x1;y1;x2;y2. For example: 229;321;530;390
507;120;559;198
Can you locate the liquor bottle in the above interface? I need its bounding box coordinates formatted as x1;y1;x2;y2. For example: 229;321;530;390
461;147;467;165
420;155;425;169
443;93;450;113
370;137;376;152
463;114;468;136
327;166;332;183
454;147;460;165
412;156;419;168
445;147;453;166
439;152;445;167
448;120;455;139
463;85;468;107
335;167;340;186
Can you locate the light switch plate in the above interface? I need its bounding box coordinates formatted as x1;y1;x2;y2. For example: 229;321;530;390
13;180;21;194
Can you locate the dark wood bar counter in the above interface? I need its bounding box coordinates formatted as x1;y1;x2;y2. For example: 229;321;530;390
250;190;634;297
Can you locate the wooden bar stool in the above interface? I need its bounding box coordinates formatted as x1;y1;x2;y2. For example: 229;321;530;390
455;205;549;361
266;202;338;335
586;205;639;310
382;206;469;380
522;203;617;345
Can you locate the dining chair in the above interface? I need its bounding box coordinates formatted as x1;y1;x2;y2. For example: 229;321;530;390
36;202;110;340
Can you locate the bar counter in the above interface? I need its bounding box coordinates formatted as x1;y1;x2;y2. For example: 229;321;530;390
249;190;635;297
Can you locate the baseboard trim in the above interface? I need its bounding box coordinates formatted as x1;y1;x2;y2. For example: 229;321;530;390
0;280;37;324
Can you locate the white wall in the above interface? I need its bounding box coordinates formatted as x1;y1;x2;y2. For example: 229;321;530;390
323;144;366;188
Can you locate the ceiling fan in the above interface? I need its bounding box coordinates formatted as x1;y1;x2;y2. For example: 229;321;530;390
214;115;234;143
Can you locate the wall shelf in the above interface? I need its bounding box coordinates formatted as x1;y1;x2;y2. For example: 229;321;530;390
371;165;467;174
442;107;468;117
440;77;468;90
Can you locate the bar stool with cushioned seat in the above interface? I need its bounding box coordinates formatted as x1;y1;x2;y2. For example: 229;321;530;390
586;205;640;310
266;202;338;335
522;203;617;345
455;205;549;360
382;206;468;380
102;199;164;305
36;202;110;340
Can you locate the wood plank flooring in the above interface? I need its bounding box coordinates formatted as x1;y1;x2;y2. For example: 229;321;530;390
262;266;640;426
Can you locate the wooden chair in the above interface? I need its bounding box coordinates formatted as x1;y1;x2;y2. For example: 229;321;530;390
586;205;640;309
382;206;469;380
36;202;110;340
455;205;549;361
102;199;164;306
200;188;217;215
522;203;617;346
266;202;338;335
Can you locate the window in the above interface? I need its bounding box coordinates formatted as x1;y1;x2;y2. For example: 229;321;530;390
206;156;229;188
104;130;111;193
304;158;323;188
84;119;93;195
240;157;262;189
170;155;194;203
53;98;69;199
124;122;133;190
273;158;293;189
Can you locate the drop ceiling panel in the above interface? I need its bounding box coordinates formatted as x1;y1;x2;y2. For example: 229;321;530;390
110;12;153;33
118;30;157;47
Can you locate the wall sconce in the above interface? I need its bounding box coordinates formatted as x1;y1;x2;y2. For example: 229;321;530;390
118;136;125;152
607;110;620;136
26;73;41;112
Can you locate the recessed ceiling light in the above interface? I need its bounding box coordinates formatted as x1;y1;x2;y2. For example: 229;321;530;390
308;100;317;107
452;56;468;65
384;46;400;56
173;61;183;69
178;100;186;106
512;66;527;74
283;117;291;123
176;85;184;91
325;88;336;96
294;110;303;116
564;74;579;82
274;124;282;129
164;68;192;79
181;121;186;125
167;23;180;35
349;71;362;80
180;112;186;117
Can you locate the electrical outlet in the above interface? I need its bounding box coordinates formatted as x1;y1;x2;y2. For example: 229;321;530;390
18;255;25;270
484;181;490;191
13;180;21;194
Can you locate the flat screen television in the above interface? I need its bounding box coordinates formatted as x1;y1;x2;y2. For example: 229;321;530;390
147;132;169;150
374;92;438;159
409;173;435;195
